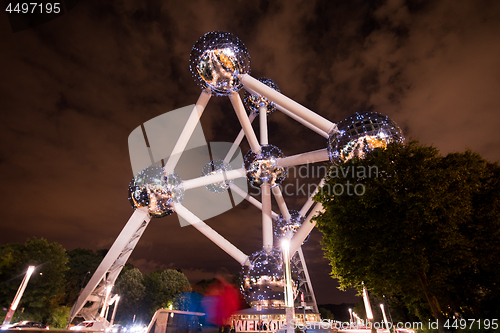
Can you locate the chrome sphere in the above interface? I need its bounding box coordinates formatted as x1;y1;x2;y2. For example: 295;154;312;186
328;112;404;163
189;31;250;96
240;248;299;307
273;210;309;243
201;160;232;193
243;78;280;115
128;166;184;218
244;145;286;188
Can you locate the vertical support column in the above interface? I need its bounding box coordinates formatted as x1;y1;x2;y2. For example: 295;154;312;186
259;105;268;145
282;239;295;333
229;184;279;219
262;182;273;252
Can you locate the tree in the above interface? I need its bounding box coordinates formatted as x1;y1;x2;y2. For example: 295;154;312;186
64;248;106;306
315;141;500;332
114;268;147;323
0;238;68;322
143;269;191;316
318;307;334;320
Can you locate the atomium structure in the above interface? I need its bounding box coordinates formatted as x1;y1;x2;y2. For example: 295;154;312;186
69;31;404;323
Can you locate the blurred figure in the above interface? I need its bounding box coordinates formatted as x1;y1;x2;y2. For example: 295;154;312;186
201;278;241;329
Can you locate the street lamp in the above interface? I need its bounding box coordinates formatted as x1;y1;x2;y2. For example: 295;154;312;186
362;286;374;320
380;304;390;332
2;266;36;326
100;285;113;319
281;239;294;333
110;296;120;326
362;285;376;333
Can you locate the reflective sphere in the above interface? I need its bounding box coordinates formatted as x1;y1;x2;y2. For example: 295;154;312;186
201;160;232;193
240;248;299;307
128;166;184;218
243;78;280;115
273;210;309;243
189;31;250;96
328;112;404;163
244;145;286;188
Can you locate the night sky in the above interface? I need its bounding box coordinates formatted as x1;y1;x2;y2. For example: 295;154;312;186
1;0;500;306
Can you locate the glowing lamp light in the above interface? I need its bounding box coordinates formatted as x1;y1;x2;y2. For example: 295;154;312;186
11;266;35;311
380;303;390;330
362;287;374;320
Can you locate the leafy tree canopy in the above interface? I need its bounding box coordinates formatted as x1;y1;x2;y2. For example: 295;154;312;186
115;267;147;322
143;269;191;316
315;141;500;327
64;248;106;305
0;237;68;321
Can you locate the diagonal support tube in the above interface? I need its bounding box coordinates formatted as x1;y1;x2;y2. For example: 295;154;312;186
173;203;249;266
243;86;329;138
183;168;246;190
297;247;319;313
276;104;329;138
290;202;323;256
223;113;257;165
299;178;326;217
271;186;291;221
239;74;337;135
164;90;212;172
277;148;329;168
229;92;261;154
229;184;279;219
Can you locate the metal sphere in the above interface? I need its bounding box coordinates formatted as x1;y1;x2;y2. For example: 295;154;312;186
328;112;404;163
128;166;184;218
201;160;232;193
189;31;250;96
244;145;286;188
243;78;280;115
240;248;299;307
273;210;309;243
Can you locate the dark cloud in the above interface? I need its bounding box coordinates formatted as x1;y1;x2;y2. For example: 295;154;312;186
1;0;499;307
